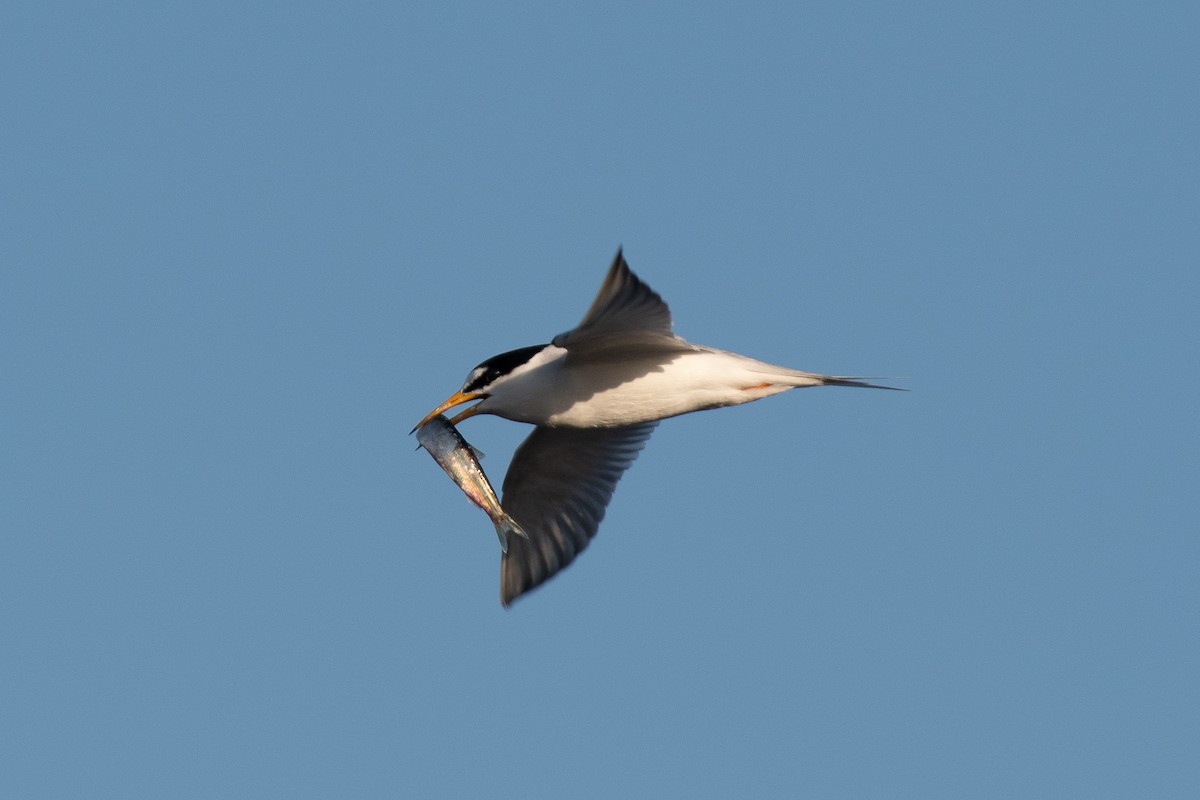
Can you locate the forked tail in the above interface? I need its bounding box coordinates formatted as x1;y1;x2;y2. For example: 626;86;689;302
819;376;906;391
740;355;905;392
762;364;905;391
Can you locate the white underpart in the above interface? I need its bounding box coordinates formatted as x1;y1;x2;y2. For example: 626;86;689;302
476;344;828;428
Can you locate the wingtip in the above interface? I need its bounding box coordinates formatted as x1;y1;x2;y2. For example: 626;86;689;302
499;574;518;608
610;246;628;274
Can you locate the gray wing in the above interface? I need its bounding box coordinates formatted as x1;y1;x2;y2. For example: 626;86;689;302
499;421;657;606
551;249;675;350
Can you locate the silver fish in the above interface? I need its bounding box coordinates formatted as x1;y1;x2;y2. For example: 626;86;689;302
415;414;528;553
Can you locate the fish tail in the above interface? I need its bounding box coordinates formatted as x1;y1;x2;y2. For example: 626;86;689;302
493;512;529;554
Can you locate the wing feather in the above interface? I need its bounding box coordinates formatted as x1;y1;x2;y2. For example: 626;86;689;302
551;250;675;351
498;421;656;605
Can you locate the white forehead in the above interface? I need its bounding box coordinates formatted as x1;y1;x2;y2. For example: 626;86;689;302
464;366;486;387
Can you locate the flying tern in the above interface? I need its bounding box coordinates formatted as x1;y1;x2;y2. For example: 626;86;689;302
414;250;897;605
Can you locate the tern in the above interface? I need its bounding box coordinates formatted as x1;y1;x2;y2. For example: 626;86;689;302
415;250;898;605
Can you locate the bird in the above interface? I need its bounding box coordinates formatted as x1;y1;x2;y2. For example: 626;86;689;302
414;249;898;606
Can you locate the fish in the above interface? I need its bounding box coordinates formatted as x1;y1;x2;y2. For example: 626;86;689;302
415;414;529;553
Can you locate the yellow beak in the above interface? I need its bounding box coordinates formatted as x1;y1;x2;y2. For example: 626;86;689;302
411;390;485;433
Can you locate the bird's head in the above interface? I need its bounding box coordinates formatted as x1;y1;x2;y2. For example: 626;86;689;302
412;344;548;432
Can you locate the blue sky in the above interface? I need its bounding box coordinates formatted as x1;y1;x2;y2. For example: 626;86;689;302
3;3;1197;798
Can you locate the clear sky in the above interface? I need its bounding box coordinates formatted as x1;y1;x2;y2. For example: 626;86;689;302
3;3;1197;798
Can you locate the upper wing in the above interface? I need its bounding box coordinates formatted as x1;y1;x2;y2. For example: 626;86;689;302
498;421;657;606
551;249;674;350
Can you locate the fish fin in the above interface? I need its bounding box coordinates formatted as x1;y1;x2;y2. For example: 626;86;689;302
470;445;486;460
493;513;529;554
509;515;530;540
